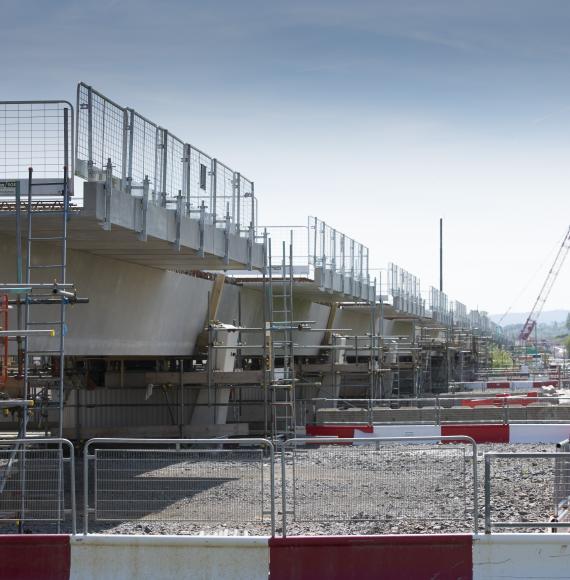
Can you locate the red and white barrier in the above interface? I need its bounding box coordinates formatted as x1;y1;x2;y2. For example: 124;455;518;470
69;535;269;580
308;423;570;443
0;533;569;579
462;380;559;391
269;535;473;580
473;534;570;579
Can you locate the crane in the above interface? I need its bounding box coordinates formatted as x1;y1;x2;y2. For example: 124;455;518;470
519;225;570;341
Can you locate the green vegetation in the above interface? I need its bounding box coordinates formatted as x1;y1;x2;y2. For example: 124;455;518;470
491;346;513;368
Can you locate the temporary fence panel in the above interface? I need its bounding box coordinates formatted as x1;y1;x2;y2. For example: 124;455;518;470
0;100;75;195
484;452;570;533
83;438;275;535
0;438;76;533
280;436;478;536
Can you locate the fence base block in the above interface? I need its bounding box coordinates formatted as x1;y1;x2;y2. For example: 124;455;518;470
473;534;570;579
269;535;473;580
441;424;509;443
69;535;269;580
0;535;70;580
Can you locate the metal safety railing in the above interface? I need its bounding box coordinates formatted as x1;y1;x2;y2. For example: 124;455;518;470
262;217;374;300
75;83;255;235
0;100;75;195
313;396;570;427
0;438;76;533
83;438;275;535
387;263;425;317
484;451;570;533
280;436;478;536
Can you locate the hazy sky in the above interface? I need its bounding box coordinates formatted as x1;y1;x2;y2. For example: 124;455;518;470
1;0;570;316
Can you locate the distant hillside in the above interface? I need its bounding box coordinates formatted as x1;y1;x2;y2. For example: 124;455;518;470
490;310;569;326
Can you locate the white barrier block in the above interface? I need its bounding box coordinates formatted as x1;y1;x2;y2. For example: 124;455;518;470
473;534;570;579
511;381;533;391
510;423;570;443
70;535;269;580
371;425;442;439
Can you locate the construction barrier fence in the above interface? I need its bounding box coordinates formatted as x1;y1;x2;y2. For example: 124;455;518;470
83;438;275;535
1;436;570;536
0;438;75;533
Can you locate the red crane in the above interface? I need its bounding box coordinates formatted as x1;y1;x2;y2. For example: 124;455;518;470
519;225;570;341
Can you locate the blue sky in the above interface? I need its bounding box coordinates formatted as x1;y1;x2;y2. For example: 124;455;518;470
2;0;570;316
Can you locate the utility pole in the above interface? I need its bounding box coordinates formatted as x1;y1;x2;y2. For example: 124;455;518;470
439;218;443;292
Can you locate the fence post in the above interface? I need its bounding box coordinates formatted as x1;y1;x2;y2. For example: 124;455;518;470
126;109;134;194
224;204;230;265
121;108;129;192
211;158;218;223
83;442;90;534
161;129;168;207
87;85;94;180
103;158;113;231
484;454;491;534
67;442;77;536
281;444;287;538
138;176;149;241
435;395;440;426
251;181;255;231
175;191;182;251
234;172;240;233
182;144;191;216
268;441;276;537
199;201;206;257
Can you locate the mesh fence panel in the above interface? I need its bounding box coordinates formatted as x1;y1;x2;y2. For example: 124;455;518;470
0;102;72;185
283;443;468;523
0;446;64;522
77;84;124;177
486;454;564;529
188;146;213;220
214;161;235;222
94;448;268;522
163;133;185;208
130;112;158;194
238;174;254;233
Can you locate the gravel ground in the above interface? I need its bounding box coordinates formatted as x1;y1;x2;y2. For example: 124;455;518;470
3;442;565;536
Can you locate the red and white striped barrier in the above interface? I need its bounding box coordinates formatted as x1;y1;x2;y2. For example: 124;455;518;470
462;380;559;391
307;423;570;443
2;533;569;580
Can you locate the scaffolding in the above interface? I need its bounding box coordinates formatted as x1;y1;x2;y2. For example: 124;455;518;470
0;100;80;438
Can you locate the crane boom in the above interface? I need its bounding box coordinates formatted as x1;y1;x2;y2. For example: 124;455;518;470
519;225;570;341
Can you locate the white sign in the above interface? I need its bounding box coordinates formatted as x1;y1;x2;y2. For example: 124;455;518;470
0;179;70;197
0;181;17;195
